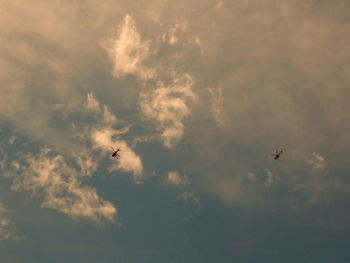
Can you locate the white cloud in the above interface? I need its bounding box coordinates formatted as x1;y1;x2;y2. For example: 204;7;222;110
0;91;145;225
108;141;143;182
91;128;115;150
84;93;144;182
307;152;326;170
140;73;196;148
91;128;144;182
106;16;198;148
9;148;117;224
105;14;153;79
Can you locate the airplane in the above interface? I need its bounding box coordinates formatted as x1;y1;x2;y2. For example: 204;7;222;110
111;147;121;158
272;150;283;160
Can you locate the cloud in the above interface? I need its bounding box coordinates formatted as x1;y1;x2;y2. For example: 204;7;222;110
307;152;326;170
167;0;350;206
165;171;190;187
0;203;22;241
84;93;117;126
105;14;153;79
246;172;258;182
164;171;199;205
1;0;350;218
106;15;198;148
162;20;187;45
9;148;117;224
244;170;276;188
91;128;144;182
178;191;200;205
0;90;145;224
209;86;225;126
108;141;144;182
265;169;274;187
140;73;196;148
85;93;144;182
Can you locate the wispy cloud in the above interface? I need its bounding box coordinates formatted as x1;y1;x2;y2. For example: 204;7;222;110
86;93;144;182
84;93;117;126
209;86;225;126
178;191;199;205
307;152;326;170
0;203;22;241
1;0;350;220
165;171;190;187
140;73;196;148
265;169;274;187
245;172;258;182
164;171;199;205
1;92;144;224
91;128;143;183
162;20;187;45
106;15;198;148
9;148;117;224
245;170;275;187
105;14;153;79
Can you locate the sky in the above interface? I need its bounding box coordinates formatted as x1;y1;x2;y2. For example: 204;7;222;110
1;0;350;262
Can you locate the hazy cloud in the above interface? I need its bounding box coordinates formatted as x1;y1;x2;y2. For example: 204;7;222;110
209;86;225;126
178;191;200;205
165;171;190;187
0;0;350;227
107;15;197;148
140;73;196;148
9;148;117;224
1;1;350;262
105;14;153;79
246;172;258;182
86;93;144;181
91;128;144;182
164;171;199;204
307;152;326;170
162;20;187;45
0;203;21;241
265;169;274;187
84;93;117;126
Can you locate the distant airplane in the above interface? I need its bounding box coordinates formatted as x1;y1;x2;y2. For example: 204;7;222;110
111;147;121;158
272;150;283;160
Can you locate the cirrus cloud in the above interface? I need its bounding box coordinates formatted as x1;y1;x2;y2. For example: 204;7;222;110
106;14;198;148
9;148;117;224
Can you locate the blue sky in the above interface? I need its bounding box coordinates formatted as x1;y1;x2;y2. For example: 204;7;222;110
1;0;350;262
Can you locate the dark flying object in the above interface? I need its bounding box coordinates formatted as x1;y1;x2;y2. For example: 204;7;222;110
272;150;283;160
111;147;121;158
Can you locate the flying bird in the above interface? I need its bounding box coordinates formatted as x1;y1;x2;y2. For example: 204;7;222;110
272;150;283;160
